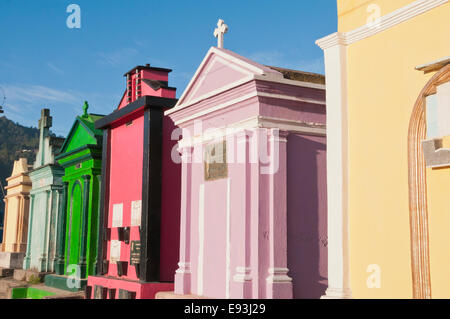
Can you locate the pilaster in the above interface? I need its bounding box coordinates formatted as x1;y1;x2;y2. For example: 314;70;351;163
175;146;194;295
265;130;293;299
317;33;352;299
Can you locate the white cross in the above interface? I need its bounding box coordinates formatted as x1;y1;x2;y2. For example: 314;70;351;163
214;19;228;49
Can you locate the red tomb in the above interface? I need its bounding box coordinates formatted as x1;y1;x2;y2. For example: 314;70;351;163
86;64;180;299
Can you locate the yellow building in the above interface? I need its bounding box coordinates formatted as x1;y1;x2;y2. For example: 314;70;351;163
317;0;450;299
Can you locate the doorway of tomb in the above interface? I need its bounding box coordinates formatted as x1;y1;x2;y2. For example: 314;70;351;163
65;180;83;274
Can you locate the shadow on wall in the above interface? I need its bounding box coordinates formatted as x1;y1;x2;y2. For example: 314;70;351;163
287;134;327;299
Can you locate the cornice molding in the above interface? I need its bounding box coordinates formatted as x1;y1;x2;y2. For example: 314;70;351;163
316;0;449;50
178;115;326;148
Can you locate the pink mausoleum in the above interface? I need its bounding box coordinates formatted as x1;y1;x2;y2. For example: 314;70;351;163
162;47;328;299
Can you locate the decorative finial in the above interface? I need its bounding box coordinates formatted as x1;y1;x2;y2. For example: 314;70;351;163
82;101;89;118
214;19;228;49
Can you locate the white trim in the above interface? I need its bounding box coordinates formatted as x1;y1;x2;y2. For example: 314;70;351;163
172;91;325;126
175;262;191;274
266;268;293;283
197;184;205;296
177;115;326;148
319;39;352;299
225;178;231;299
316;0;449;49
233;267;252;283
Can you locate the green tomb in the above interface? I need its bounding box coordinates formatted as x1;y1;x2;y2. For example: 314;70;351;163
45;102;104;291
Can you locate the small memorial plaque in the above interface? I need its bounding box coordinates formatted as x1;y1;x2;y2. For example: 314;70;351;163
110;240;121;264
204;141;228;181
130;240;141;266
112;203;123;227
131;200;142;227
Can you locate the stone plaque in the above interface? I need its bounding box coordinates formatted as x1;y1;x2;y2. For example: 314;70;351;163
204;141;228;181
112;203;123;227
110;240;121;264
130;241;141;266
131;200;142;227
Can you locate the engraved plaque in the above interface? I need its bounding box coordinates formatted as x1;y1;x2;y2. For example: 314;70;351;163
129;241;141;266
204;141;228;181
131;200;142;227
112;203;123;227
110;240;121;264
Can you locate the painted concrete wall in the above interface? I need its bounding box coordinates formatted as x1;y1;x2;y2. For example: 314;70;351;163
160;115;181;282
107;109;145;281
337;0;416;33
340;1;450;298
287;134;327;299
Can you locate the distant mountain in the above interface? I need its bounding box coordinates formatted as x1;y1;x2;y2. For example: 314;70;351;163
0;116;40;217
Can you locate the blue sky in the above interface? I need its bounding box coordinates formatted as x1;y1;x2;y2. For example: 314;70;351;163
0;0;337;136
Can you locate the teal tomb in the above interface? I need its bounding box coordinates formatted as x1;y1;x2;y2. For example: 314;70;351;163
23;109;65;273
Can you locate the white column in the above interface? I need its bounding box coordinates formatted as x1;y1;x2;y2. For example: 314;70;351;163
316;32;352;299
174;146;194;295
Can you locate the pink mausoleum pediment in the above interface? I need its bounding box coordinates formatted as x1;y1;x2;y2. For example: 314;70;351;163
176;47;282;107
